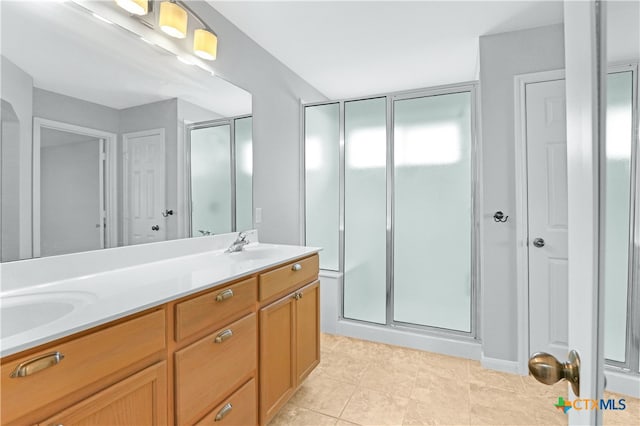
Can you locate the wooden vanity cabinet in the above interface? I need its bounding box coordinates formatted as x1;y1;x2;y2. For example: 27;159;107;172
258;255;320;425
0;308;167;426
0;253;319;426
38;361;167;426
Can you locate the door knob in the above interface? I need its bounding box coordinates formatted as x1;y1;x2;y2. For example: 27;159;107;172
151;225;160;231
528;350;580;396
533;237;545;248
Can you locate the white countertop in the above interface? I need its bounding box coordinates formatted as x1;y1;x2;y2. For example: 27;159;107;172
0;240;319;358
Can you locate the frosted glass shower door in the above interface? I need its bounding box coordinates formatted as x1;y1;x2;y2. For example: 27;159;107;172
393;92;472;332
190;124;232;236
603;71;633;363
305;103;340;270
343;98;387;324
235;117;253;231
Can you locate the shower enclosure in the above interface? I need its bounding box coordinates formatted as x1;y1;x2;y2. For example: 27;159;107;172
304;83;479;337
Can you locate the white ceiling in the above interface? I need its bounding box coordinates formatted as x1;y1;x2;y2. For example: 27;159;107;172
1;1;251;116
211;1;565;99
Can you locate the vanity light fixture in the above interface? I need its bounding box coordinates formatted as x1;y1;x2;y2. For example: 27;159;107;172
114;0;148;16
159;1;188;39
193;28;217;61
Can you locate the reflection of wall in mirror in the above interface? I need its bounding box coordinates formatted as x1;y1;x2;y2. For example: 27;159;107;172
1;56;33;262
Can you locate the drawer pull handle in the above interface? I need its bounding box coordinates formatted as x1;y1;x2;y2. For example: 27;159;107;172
214;329;233;343
10;352;65;378
214;403;233;421
292;263;302;271
215;289;234;302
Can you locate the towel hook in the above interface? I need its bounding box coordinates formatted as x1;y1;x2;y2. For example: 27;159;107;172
493;211;508;223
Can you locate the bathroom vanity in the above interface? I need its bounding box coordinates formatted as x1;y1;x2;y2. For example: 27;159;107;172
0;234;320;426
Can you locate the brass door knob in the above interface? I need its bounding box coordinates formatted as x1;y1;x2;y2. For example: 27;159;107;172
528;350;580;396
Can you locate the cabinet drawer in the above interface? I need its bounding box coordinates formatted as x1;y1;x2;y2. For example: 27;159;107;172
195;378;257;426
174;313;257;425
175;277;257;342
259;255;319;302
1;309;166;425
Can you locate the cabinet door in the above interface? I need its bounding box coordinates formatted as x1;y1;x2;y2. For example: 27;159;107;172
296;280;320;383
39;362;167;426
259;294;296;425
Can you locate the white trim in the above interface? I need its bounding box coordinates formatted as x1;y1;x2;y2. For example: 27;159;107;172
513;69;566;375
480;356;522;375
32;118;117;257
605;368;640;398
335;319;481;360
122;128;166;246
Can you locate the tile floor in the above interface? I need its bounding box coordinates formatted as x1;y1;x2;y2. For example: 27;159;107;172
269;333;640;426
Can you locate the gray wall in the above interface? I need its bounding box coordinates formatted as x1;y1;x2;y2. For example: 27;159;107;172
119;99;178;243
191;2;328;244
1;56;33;261
479;24;565;362
33;88;120;133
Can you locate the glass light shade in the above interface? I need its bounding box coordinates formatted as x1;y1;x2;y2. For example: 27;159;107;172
193;29;218;60
159;2;188;39
115;0;148;15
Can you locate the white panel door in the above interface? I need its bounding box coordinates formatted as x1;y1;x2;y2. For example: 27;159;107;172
124;129;166;245
526;79;569;360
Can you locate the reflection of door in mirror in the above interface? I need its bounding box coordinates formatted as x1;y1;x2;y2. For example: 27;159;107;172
123;129;166;245
1;100;20;261
189;117;253;237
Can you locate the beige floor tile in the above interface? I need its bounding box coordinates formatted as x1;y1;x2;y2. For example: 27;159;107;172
321;333;344;353
289;374;357;417
403;398;470;425
383;345;425;368
411;371;470;407
469;404;539;425
336;420;362;426
469;382;526;407
468;364;524;393
334;336;397;362
314;351;370;385
535;406;567;426
603;391;640;425
341;388;410;426
359;362;418;398
521;374;568;398
269;403;338;426
416;352;470;381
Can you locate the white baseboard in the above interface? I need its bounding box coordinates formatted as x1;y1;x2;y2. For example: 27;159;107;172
334;319;481;360
605;368;640;398
481;355;523;375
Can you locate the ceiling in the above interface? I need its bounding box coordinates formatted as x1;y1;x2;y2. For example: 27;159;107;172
211;1;564;99
1;1;251;116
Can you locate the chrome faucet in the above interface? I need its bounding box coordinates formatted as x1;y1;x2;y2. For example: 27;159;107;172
226;232;250;253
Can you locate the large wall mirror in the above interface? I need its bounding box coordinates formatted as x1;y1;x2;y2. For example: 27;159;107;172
0;1;252;261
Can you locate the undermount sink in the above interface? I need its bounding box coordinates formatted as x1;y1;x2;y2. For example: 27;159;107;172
1;291;96;338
